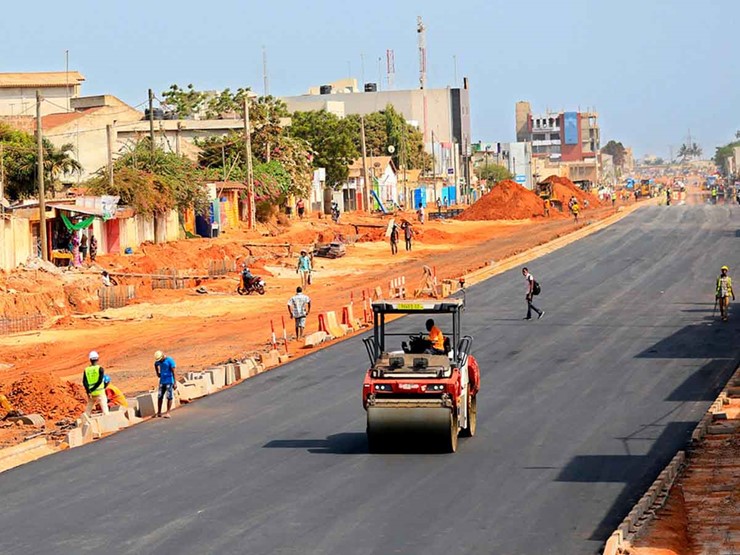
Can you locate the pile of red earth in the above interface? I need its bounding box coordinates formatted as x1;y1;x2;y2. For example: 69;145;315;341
458;180;545;221
5;372;86;421
543;175;603;208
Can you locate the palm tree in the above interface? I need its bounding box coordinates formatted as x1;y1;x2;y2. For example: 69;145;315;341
44;141;81;189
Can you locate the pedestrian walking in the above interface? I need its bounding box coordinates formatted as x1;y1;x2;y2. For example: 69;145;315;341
296;198;306;219
716;265;735;322
80;233;88;262
436;198;442;215
417;203;425;224
522;267;544;320
402;221;413;251
571;201;580;223
611;191;616;207
287;286;311;339
89;233;98;263
83;350;109;415
389;221;399;255
296;249;312;289
154;350;177;418
543;198;550;217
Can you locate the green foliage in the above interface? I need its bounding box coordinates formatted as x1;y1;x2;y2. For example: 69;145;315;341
161;84;206;118
474;163;513;184
601;140;626;167
714;140;740;170
289;110;359;189
677;142;702;161
0;123;81;200
346;105;430;171
205;87;251;119
85;140;209;215
195;96;312;199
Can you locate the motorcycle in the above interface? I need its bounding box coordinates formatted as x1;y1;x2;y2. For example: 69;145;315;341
237;272;266;295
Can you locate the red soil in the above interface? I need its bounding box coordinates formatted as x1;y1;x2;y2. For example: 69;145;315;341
458;180;545;221
5;372;87;421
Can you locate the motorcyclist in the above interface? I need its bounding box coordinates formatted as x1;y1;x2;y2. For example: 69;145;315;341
241;263;255;288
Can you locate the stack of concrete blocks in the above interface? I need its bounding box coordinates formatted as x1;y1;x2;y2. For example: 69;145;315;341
224;363;236;386
235;358;262;380
179;371;215;401
135;389;181;418
304;331;328;348
206;366;227;389
260;349;281;369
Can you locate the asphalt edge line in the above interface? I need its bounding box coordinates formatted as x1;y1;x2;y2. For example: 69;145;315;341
601;362;740;555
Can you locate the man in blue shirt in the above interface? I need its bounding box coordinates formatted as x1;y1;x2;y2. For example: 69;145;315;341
154;350;178;418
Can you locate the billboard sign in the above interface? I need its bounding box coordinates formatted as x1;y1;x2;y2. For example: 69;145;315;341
563;112;579;145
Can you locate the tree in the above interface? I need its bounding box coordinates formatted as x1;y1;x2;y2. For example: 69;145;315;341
205;87;251;119
677;142;702;162
0;123;81;200
474;164;512;184
161;84;206;118
345;105;431;171
289;110;359;189
601;140;626;167
195;96;313;199
85;140;209;215
713;140;740;172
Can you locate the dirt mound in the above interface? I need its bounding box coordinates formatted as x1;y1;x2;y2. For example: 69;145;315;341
4;372;86;421
458;180;545;221
543;175;603;208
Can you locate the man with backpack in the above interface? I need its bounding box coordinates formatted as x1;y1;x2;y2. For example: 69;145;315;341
522;267;544;320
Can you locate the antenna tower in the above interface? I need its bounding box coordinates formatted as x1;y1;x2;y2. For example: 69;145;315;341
262;46;269;96
386;49;395;90
417;16;426;90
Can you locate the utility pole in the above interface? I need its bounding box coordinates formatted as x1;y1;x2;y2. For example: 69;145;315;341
36;90;48;262
175;122;182;155
65;50;70;112
0;143;5;203
148;89;155;158
360;115;370;212
243;96;255;228
106;124;114;187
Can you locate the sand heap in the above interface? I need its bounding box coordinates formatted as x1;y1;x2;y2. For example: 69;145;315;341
458;180;545;221
5;372;86;421
543;175;602;208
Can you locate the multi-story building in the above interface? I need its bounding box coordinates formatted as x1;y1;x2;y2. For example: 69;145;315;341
515;101;600;163
472;141;533;190
281;78;472;199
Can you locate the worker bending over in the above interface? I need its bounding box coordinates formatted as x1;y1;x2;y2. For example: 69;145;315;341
104;375;128;408
716;265;735;322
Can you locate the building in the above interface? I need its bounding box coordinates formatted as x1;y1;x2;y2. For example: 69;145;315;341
0;71;85;117
42;95;143;182
472;141;533;190
282;78;472;198
345;156;398;211
515;101;600;163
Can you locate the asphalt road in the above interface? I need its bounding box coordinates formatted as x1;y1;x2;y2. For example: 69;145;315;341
2;204;739;555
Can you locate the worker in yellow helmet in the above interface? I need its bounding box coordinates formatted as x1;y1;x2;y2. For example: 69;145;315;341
716;265;735;321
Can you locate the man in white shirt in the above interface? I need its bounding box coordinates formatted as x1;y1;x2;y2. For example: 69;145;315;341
522;267;544;321
287;287;312;339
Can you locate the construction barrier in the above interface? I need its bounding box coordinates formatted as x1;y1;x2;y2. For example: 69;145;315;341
388;276;406;299
341;303;364;331
318;310;346;339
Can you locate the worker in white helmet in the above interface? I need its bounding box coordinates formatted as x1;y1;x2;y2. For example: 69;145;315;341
83;350;109;415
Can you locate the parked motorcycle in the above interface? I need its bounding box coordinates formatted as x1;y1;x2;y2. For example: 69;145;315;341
237;272;266;295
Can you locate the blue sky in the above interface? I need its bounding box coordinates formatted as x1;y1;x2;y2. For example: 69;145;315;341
4;0;738;158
